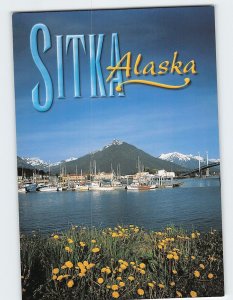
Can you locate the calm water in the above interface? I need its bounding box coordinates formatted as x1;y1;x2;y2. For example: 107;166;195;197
19;178;222;234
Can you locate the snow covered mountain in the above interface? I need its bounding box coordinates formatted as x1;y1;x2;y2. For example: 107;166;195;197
159;152;219;169
22;157;49;169
20;157;78;170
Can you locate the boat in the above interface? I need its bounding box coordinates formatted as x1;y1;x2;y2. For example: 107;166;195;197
111;180;125;189
126;181;156;190
88;182;115;191
25;183;37;192
149;184;157;189
76;184;89;191
138;185;150;190
38;185;58;192
126;182;140;190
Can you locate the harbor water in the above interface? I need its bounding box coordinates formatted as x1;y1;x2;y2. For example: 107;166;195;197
19;178;222;234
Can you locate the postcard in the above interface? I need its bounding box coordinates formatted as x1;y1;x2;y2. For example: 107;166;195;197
13;6;224;299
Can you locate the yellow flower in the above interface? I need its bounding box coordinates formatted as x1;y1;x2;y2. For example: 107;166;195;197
101;267;107;273
65;261;73;269
139;269;146;275
57;275;63;281
91;239;96;243
112;285;119;291
67;280;74;288
53;235;59;240
112;291;120;299
106;285;111;289
122;261;129;267
112;232;118;238
61;265;67;270
173;254;179;261
158;283;165;289
120;264;127;270
191;256;196;260
117;276;122;281
137;289;144;296
83;261;89;267
92;247;100;253
176;291;182;298
191;233;196;239
208;273;214;279
106;268;111;274
194;270;200;278
148;282;154;288
77;262;84;269
190;291;198;298
167;254;173;259
119;281;125;287
172;269;177;275
67;238;73;244
130;262;135;265
139;263;146;269
52;268;59;275
52;275;57;280
78;272;86;278
97;277;104;284
170;281;175;287
128;275;135;281
65;246;72;253
80;242;86;247
199;264;205;269
87;263;95;269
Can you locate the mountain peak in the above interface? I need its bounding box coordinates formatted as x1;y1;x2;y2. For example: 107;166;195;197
103;139;123;149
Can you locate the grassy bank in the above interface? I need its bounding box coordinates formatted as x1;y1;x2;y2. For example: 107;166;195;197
20;225;224;299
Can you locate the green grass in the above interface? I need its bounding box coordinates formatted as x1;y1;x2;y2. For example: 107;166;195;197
20;225;224;299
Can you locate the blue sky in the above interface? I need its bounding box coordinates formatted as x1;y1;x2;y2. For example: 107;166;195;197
13;6;220;162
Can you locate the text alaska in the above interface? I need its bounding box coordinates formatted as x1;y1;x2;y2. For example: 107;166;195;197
30;24;197;112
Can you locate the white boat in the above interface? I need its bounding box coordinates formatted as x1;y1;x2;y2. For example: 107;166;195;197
111;180;125;189
38;185;58;192
126;182;140;190
76;185;89;191
88;182;114;191
18;187;26;193
149;184;157;189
